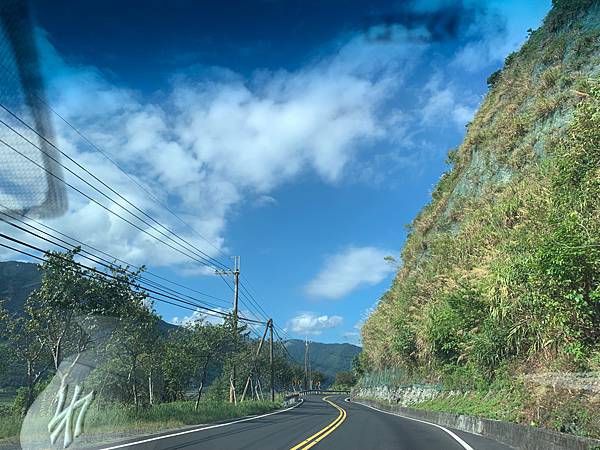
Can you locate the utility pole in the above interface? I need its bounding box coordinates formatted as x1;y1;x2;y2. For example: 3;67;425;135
215;256;240;403
269;319;274;402
308;342;312;390
304;338;309;391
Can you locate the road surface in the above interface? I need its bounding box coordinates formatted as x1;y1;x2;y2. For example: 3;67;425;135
98;395;513;450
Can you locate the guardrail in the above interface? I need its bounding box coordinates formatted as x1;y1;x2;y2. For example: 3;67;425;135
299;389;351;395
283;392;301;406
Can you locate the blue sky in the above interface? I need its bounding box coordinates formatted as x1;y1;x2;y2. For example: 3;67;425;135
2;0;551;344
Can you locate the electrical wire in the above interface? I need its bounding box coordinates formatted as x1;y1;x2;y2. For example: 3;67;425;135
0;136;223;270
0;61;227;262
0;231;265;324
0;210;231;311
0;205;231;305
0;107;229;271
0;240;218;318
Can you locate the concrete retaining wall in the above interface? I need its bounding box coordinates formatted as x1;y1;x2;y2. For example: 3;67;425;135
354;398;600;450
353;384;445;406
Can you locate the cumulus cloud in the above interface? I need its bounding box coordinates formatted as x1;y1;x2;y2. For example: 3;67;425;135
170;308;226;326
420;74;477;128
287;312;343;335
0;26;421;269
305;246;395;299
170;306;260;327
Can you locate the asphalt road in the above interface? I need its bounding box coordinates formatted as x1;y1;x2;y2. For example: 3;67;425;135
98;395;513;450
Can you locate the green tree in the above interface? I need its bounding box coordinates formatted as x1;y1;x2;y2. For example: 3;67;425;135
311;370;326;389
334;370;356;389
0;303;50;415
25;249;96;379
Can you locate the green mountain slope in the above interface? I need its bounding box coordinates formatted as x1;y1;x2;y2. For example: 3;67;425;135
361;0;600;437
284;339;361;382
0;261;41;314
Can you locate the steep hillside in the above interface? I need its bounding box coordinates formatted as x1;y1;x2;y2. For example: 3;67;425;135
362;0;600;437
284;339;360;382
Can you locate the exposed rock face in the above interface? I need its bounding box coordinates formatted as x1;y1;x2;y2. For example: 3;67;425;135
353;384;446;406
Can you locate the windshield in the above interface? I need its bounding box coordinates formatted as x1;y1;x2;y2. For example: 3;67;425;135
1;1;599;450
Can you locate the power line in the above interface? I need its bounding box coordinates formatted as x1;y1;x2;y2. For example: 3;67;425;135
0;136;275;328
0;210;231;311
239;281;270;322
218;274;270;330
0;105;229;271
240;275;271;320
0;231;265;325
0;240;223;319
0;136;223;270
0;61;227;262
0;205;231;306
0;228;230;320
0;84;280;335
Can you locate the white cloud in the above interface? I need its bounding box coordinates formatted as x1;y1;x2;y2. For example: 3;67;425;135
420;74;477;128
254;195;277;207
170;306;263;328
170;308;226;326
287;312;343;335
0;27;422;269
305;246;395;299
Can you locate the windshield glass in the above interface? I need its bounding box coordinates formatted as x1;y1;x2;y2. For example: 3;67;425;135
1;1;599;450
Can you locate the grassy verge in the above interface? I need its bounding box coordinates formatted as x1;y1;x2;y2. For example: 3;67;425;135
0;413;22;441
411;389;526;423
0;400;280;443
85;400;280;434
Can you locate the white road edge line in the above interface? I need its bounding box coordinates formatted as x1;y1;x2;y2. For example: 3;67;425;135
100;399;304;450
353;400;475;450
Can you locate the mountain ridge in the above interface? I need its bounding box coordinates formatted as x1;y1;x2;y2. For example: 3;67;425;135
283;338;361;382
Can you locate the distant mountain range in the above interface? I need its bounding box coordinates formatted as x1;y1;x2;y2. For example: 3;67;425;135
0;261;41;314
283;339;361;382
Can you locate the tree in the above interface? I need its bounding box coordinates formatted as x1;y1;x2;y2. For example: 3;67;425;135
190;322;230;408
351;353;366;378
25;249;96;381
0;302;50;415
334;370;356;389
290;365;304;392
311;370;326;389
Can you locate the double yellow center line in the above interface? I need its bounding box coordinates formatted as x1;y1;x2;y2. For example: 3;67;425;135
290;396;347;450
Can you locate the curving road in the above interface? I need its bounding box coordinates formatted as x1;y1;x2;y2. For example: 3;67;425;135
97;395;513;450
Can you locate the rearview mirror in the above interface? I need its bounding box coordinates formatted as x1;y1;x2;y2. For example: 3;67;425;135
0;0;67;219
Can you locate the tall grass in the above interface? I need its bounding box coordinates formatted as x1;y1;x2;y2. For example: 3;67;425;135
1;400;279;442
85;400;280;434
412;390;526;423
0;413;22;440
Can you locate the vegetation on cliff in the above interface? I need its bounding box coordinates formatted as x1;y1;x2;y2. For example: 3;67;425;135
361;0;600;437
